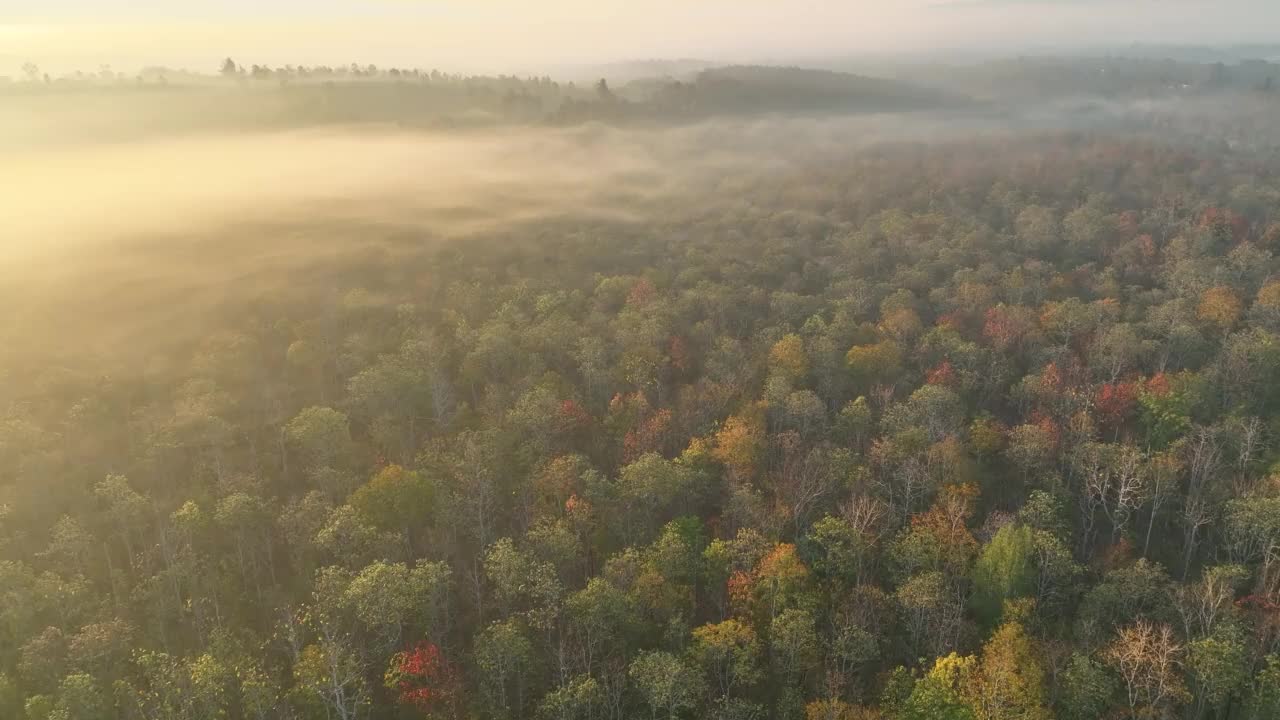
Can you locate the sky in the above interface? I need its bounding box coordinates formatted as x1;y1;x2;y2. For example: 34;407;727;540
3;0;1279;75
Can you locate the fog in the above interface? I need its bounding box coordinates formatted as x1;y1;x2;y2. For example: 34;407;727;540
0;125;667;358
0;96;998;370
3;50;1277;373
0;113;816;365
5;127;661;256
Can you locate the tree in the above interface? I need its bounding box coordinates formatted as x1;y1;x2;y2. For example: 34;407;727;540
346;348;434;462
349;464;435;548
804;514;870;589
895;571;964;660
1102;621;1188;719
220;58;238;77
315;504;402;569
385;641;458;716
1174;564;1248;638
1069;442;1147;554
1223;495;1280;594
485;537;560;618
538;675;604;720
752;544;814;623
1186;623;1248;718
68;618;134;681
770;608;819;685
713;413;765;482
566;577;639;676
1244;655;1280;720
329;560;451;654
476;619;534;719
971;524;1036;625
18;627;68;694
629;651;703;720
690;619;763;701
770;334;810;383
93;474;149;564
846;341;902;388
1197;286;1243;333
213;491;275;598
618;453;703;541
1078;559;1174;641
47;672;109;720
595;78;615;101
1056;653;1116;720
1015;205;1060;253
285;406;354;492
294;639;369;720
883;385;964;443
897;653;978;720
972;621;1049;720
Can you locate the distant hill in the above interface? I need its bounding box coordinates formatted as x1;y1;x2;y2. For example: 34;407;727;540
906;56;1280;100
560;58;721;84
638;65;953;117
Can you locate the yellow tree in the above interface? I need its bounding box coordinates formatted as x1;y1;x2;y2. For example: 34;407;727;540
689;619;762;702
846;340;903;388
971;620;1050;720
1196;286;1243;333
769;334;810;383
712;410;765;482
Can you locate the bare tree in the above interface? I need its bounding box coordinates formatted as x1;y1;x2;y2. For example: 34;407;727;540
1072;442;1148;554
1174;565;1248;638
1103;621;1189;719
1181;426;1224;579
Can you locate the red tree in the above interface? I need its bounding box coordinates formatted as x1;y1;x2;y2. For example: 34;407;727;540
385;641;459;716
1096;381;1138;429
926;360;958;387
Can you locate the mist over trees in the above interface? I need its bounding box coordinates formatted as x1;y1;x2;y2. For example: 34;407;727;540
3;47;1280;720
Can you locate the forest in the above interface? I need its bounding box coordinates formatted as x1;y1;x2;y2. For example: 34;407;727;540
3;53;1280;720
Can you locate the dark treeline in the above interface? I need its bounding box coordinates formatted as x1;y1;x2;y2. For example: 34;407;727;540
4;64;1280;720
3;61;952;130
8;55;1278;133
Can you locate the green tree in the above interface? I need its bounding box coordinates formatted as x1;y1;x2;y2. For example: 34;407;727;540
617;453;703;543
1187;623;1248;718
1244;655;1280;720
565;577;639;675
897;653;978;720
348;464;435;549
629;650;703;720
294;639;368;720
971;524;1036;626
1056;653;1117;720
49;672;110;720
770;608;819;683
286;405;352;469
538;675;604;720
476;618;534;719
803;515;870;589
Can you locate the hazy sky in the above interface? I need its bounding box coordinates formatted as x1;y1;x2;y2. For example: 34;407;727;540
4;0;1279;75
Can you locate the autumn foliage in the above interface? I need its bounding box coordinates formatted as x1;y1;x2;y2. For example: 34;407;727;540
386;642;458;715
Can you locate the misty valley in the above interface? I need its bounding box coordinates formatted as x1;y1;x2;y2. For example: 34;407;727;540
3;50;1280;720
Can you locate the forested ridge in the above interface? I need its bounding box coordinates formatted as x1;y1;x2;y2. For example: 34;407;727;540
3;62;950;136
5;111;1280;720
7;56;1278;136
